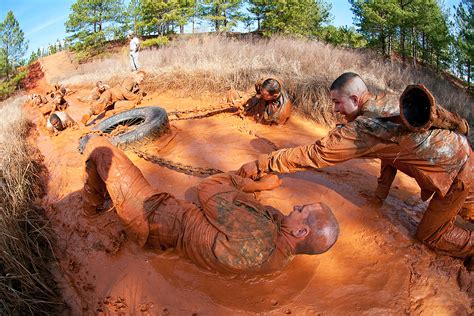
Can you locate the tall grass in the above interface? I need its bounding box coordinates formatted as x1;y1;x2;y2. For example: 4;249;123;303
59;35;472;140
0;96;63;314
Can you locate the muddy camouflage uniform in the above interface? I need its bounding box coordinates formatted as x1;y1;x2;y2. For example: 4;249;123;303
245;78;292;125
82;137;294;274
253;93;472;258
87;78;142;116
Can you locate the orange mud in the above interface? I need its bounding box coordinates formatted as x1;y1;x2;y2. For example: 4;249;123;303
22;62;473;315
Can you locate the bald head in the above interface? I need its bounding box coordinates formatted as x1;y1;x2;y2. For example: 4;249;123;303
330;72;369;122
295;202;339;255
330;72;368;96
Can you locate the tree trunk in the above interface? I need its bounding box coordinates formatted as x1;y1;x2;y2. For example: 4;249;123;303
412;27;416;68
215;5;220;32
421;32;425;65
180;24;184;34
468;60;471;88
400;27;405;64
381;28;386;55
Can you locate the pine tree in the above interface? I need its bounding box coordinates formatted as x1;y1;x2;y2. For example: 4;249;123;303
199;0;244;33
28;51;38;65
138;0;197;35
65;0;125;53
454;0;473;86
262;0;331;36
246;0;274;32
0;10;28;79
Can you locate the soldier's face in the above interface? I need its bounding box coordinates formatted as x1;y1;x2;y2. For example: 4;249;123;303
136;74;144;84
261;88;279;101
285;204;312;226
330;89;359;122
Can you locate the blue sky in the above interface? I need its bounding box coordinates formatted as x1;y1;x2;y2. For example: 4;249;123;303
0;0;462;57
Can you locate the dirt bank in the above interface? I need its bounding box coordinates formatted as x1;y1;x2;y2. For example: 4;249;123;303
22;59;472;314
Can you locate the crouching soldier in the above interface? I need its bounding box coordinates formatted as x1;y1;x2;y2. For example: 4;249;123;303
77;81;110;103
81;136;339;274
246;78;292;125
81;71;146;125
226;78;292;125
41;86;69;117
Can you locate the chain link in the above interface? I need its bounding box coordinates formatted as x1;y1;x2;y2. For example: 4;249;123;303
168;104;239;121
133;149;223;177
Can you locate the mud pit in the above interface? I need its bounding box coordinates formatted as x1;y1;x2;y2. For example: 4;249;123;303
24;68;472;314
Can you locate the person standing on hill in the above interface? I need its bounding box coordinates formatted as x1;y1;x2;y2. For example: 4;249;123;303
237;72;472;261
129;32;140;71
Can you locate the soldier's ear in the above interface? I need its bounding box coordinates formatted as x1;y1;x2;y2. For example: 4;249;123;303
349;94;359;104
291;225;309;238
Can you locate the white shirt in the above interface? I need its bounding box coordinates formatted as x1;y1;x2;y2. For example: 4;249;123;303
130;37;139;52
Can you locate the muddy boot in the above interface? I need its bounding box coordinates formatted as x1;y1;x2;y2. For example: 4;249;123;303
81;114;91;125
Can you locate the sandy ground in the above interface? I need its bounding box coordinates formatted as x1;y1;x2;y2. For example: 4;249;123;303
21;53;473;315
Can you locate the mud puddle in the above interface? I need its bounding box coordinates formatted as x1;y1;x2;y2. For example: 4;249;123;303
23;86;472;314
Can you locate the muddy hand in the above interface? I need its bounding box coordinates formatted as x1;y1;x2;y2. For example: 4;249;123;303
237;160;260;179
257;174;282;190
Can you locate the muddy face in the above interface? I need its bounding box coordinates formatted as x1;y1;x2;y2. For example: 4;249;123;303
330;89;359;122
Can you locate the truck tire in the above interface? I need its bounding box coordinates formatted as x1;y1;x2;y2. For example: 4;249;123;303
79;106;169;153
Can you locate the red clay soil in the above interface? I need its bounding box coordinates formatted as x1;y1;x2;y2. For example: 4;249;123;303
21;61;45;91
21;57;473;315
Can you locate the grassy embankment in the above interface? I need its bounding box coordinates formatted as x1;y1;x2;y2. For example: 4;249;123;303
0;97;63;314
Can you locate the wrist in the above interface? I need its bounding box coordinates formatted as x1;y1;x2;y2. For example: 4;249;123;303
257;154;270;175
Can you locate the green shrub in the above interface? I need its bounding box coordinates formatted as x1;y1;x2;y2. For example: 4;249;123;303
141;36;169;49
0;70;27;100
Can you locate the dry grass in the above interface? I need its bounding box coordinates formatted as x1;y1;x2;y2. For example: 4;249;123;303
0;96;64;314
58;35;473;141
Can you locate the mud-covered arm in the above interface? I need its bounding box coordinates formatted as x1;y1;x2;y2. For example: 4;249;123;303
120;86;142;102
375;161;397;200
259;123;380;175
197;173;281;207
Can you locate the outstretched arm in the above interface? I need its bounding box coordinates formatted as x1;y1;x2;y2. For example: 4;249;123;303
238;121;382;178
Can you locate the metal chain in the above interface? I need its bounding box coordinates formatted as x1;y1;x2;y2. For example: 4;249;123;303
84;104;240;177
133;149;223;177
168;104;239;121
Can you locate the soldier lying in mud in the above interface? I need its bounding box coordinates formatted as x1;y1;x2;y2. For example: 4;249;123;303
81;136;339;274
227;78;292;125
238;72;473;261
41;85;69;117
46;112;77;135
81;71;146;125
27;93;48;108
76;81;110;103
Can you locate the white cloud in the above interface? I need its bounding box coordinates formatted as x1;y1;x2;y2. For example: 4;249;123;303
25;14;67;37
